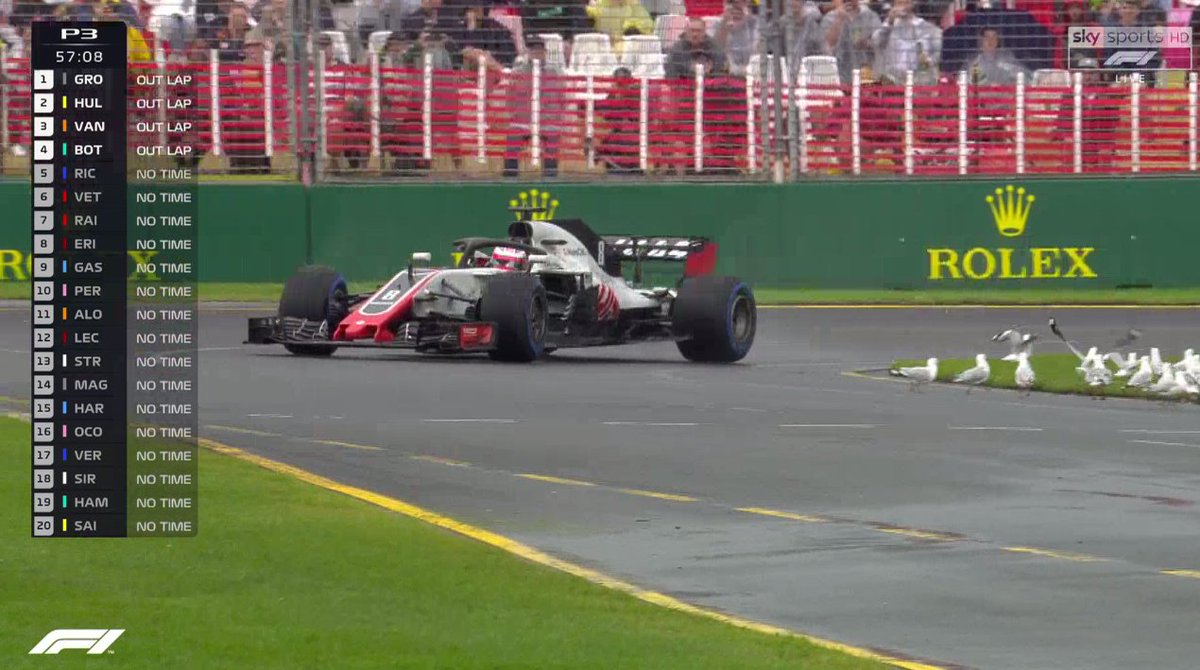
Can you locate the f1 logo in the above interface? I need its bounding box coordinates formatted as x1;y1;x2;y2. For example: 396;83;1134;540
1104;50;1157;67
61;28;99;40
29;629;125;654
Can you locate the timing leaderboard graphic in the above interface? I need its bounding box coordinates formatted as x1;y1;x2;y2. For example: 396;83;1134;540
30;22;198;538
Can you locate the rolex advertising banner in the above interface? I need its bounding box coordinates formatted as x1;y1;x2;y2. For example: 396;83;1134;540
0;178;1196;287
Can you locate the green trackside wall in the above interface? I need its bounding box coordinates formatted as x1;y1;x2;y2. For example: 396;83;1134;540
1;178;1198;287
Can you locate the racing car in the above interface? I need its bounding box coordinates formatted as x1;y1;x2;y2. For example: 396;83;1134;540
246;217;755;362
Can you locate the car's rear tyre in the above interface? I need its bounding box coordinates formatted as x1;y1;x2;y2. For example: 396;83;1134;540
480;274;547;362
278;265;348;357
672;276;756;363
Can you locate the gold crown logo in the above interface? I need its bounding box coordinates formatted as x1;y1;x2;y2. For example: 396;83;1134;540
985;185;1034;238
509;189;559;221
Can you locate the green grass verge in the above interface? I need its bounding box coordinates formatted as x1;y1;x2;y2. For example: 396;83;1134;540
892;354;1197;402
4;281;1200;305
0;416;881;669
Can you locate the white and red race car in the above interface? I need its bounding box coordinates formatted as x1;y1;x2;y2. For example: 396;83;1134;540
247;218;756;362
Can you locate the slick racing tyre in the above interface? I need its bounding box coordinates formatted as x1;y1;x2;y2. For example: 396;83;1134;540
672;276;756;363
480;274;548;362
278;265;348;356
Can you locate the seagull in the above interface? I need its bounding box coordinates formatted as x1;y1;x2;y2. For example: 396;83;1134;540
1105;352;1138;377
1082;364;1112;388
992;328;1037;362
1150;347;1166;375
891;357;938;391
1112;328;1142;349
953;354;991;391
1126;356;1154;389
1159;374;1199;400
1149;366;1177;394
1170;348;1195;373
1048;317;1097;365
1015;352;1036;393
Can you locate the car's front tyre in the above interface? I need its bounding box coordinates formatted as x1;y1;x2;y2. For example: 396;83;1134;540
480;274;547;362
278;265;348;357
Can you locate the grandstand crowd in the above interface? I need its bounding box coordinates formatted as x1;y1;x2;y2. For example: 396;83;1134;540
3;0;1200;176
3;0;1200;82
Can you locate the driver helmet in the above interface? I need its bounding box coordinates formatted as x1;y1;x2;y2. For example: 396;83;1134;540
489;246;529;271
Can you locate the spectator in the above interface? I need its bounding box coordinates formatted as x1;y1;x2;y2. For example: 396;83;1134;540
771;0;823;79
520;0;590;41
449;0;516;69
382;0;423;32
587;0;652;44
713;0;758;75
380;29;416;66
1192;7;1200;72
249;0;287;46
225;33;273;174
1104;0;1160;70
666;16;725;78
196;0;230;44
96;0;152;62
872;0;941;85
966;26;1026;84
595;66;642;174
503;35;564;177
0;10;24;59
316;30;351;65
214;2;253;62
399;0;455;37
822;0;881;84
1057;0;1097;69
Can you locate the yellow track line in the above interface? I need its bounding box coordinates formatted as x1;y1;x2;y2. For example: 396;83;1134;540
1003;546;1107;563
736;507;829;523
516;473;597;487
306;439;383;451
875;527;959;542
411;454;471;467
1162;569;1200;580
204;424;282;438
197;437;945;670
617;488;699;502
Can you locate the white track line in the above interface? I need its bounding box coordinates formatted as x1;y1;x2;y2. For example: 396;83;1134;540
1121;430;1200;435
423;418;518;424
602;421;699;427
1130;439;1200;450
248;413;294;419
779;423;877;429
948;426;1044;432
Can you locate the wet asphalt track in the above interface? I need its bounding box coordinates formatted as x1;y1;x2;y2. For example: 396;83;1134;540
2;303;1199;669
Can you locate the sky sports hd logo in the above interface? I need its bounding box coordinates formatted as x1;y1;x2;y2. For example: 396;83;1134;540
1068;26;1192;70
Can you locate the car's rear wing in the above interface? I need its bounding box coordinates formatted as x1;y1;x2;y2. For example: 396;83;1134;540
599;236;718;280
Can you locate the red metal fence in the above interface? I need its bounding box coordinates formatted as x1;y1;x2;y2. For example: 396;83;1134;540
4;54;1198;178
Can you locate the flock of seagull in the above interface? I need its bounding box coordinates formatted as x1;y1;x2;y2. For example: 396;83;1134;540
891;317;1200;400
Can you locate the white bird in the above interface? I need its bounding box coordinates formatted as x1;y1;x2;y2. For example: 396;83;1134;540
1105;352;1138;377
891;357;938;390
1170;348;1195;373
1149;366;1177;394
1126;356;1154;389
1048;317;1099;367
1082;364;1113;387
992;328;1037;362
953;354;991;389
1015;352;1036;392
1159;373;1199;399
1150;347;1166;375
